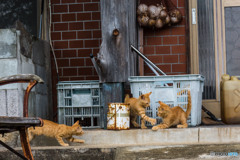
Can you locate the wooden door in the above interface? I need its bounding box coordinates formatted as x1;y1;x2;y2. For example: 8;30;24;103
188;0;240;118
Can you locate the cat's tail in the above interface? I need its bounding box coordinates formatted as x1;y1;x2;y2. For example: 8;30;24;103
185;90;192;118
124;94;130;103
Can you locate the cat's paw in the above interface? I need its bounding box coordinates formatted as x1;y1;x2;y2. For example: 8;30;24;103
150;118;156;125
177;124;187;128
61;143;69;147
141;125;147;129
152;126;159;131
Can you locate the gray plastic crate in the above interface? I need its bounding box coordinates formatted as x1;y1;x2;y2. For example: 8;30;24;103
57;81;102;128
129;74;205;126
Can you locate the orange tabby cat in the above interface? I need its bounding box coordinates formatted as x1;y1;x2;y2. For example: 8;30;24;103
152;90;191;130
28;120;84;146
124;92;156;129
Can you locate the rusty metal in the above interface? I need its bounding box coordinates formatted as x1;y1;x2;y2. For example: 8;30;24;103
0;74;44;160
107;103;130;130
24;80;38;117
20;127;34;160
0;140;27;160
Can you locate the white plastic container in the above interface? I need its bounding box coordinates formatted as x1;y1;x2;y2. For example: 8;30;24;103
57;81;102;128
129;74;204;126
107;103;130;130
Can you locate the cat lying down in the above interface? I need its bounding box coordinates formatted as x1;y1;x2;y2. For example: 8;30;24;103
152;90;191;130
28;120;85;146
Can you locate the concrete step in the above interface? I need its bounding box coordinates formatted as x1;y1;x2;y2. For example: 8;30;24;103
28;125;240;147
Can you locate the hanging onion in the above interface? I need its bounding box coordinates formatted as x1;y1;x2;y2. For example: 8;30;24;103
148;19;156;27
159;10;168;19
169;9;182;24
137;4;148;16
155;18;164;28
148;5;160;19
137;15;149;26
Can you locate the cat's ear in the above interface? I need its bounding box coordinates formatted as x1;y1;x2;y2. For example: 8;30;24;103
148;92;152;95
158;101;162;104
73;120;79;126
140;95;145;100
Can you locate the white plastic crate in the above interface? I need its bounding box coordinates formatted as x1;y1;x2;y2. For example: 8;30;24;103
57;81;102;128
129;74;204;126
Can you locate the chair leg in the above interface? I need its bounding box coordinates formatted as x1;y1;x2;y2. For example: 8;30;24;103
19;127;34;160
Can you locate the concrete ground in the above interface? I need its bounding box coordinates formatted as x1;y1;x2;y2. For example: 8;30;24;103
0;125;240;159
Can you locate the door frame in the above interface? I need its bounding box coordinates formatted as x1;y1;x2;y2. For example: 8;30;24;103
188;0;237;118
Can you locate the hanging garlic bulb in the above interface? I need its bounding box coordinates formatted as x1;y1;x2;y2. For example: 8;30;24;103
155;18;164;28
148;5;160;19
137;4;148;16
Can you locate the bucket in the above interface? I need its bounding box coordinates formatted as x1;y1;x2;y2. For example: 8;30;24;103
107;103;130;130
221;74;240;124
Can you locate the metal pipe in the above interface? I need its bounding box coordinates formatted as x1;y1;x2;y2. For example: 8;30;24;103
145;61;160;76
130;44;166;76
90;53;101;76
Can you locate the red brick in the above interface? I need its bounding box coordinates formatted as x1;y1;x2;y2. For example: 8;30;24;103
54;5;68;13
144;29;155;36
92;30;101;38
85;40;99;48
171;27;185;35
77;31;92;39
147;55;163;64
51;0;60;4
179;8;185;16
172;64;187;72
54;23;68;31
171;0;178;6
86;76;99;80
78;67;93;75
155;28;171;36
179;54;187;63
59;77;69;81
85;21;99;30
53;41;68;49
92;12;100;20
53;50;62;58
51;32;61;40
85;58;93;66
145;64;171;74
163;55;178;63
147;37;162;45
62;13;76;22
70;58;85;66
179;36;185;44
143;46;155;55
69;40;84;48
52;14;61;22
84;3;99;11
62;50;77;58
63;68;78;76
155;46;171;54
70;77;85;81
93;48;100;54
77;13;91;21
69;22;83;30
62;31;76;39
172;45;186;54
62;0;75;3
69;4;83;12
178;0;185;7
163;37;178;45
77;0;90;2
57;59;70;67
78;49;92;57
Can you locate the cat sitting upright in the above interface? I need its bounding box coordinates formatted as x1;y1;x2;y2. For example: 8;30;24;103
152;90;191;131
124;92;156;129
28;120;85;146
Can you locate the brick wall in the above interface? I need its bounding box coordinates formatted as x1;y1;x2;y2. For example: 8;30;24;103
140;0;187;75
50;0;187;120
50;0;101;120
51;0;101;82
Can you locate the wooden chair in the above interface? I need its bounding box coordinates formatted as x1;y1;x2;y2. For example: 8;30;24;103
0;74;44;160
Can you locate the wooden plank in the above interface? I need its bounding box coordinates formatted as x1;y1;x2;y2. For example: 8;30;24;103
97;0;138;83
138;28;144;76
